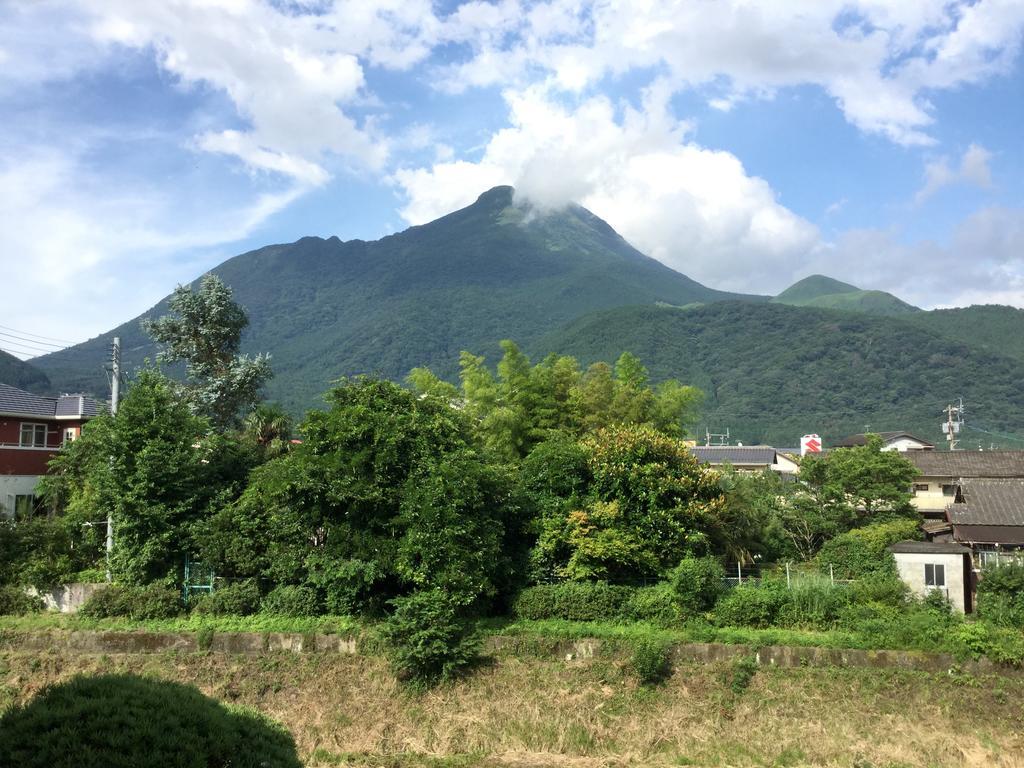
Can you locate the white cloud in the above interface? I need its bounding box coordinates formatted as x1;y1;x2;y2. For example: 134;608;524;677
0;149;302;350
394;85;820;292
436;0;1024;146
809;206;1024;309
915;143;994;203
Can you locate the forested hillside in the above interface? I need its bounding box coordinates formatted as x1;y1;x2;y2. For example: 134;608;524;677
903;305;1024;364
31;187;758;411
536;302;1024;447
0;350;50;392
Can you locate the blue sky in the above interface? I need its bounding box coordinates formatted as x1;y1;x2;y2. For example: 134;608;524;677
1;0;1023;357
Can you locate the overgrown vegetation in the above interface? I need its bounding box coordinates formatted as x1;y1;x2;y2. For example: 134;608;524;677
5;276;1021;687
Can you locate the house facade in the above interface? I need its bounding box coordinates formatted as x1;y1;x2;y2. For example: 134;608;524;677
0;383;99;518
905;450;1024;519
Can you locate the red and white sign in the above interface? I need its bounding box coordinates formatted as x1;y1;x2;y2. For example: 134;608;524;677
800;434;822;456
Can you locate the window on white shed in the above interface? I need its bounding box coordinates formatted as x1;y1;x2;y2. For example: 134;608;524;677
924;563;945;588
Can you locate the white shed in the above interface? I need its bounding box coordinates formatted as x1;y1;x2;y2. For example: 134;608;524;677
888;540;974;613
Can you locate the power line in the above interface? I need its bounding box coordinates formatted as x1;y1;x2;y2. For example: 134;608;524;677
0;323;77;345
963;423;1024;444
0;330;65;350
0;339;54;357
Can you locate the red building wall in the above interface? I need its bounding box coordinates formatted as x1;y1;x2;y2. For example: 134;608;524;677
0;417;84;476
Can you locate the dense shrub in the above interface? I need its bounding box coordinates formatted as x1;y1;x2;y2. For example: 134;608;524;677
816;519;920;580
79;585;133;618
0;674;301;768
712;582;789;628
130;584;184;620
512;582;634;622
380;589;479;687
976;564;1024;628
622;584;678;625
630;637;673;685
191;579;261;617
670;555;725;616
79;584;182;620
847;571;910;607
0;585;43;616
776;575;850;629
260;585;321;617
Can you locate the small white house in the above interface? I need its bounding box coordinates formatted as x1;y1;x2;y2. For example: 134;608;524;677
888;540;973;613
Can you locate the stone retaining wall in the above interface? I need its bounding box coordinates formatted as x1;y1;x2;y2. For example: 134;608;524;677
0;630;1012;676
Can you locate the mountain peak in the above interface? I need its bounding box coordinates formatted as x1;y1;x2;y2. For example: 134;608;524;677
776;274;860;302
474;185;515;207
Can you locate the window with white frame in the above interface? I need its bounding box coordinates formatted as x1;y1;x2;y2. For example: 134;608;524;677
63;427;79;445
924;563;946;588
19;423;48;447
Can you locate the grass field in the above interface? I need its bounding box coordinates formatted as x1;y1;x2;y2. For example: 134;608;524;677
2;645;1022;767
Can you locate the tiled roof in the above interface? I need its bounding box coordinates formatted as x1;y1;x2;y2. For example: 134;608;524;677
690;446;778;466
0;382;98;419
907;450;1024;479
948;479;1024;527
834;431;934;448
888;540;971;555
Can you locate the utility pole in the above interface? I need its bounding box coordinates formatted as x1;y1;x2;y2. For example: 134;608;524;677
942;399;963;451
110;336;121;416
105;336;121;582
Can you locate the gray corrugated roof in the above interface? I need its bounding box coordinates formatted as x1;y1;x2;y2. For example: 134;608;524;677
948;479;1024;527
888;540;971;555
0;383;99;419
690;446;778;466
908;450;1024;478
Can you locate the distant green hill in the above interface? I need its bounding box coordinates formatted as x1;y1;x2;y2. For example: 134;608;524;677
772;274;919;316
535;302;1024;447
0;350;51;392
903;305;1024;364
32;187;762;412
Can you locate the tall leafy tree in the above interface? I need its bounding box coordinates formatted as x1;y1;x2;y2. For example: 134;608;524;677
143;274;271;428
42;370;254;584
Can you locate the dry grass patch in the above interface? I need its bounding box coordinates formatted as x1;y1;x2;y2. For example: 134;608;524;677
1;650;1022;767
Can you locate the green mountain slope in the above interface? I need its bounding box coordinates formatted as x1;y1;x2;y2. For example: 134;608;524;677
535;302;1024;447
903;305;1024;364
0;350;51;392
772;274;919;316
32;187;762;411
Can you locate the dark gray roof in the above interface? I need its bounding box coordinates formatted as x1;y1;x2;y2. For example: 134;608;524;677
834;431;934;449
690;446;778;466
948;479;1024;527
0;382;98;420
888;540;971;555
907;450;1024;479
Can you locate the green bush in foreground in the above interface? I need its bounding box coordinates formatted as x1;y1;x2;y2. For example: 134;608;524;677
630;637;673;685
381;589;480;688
0;674;300;768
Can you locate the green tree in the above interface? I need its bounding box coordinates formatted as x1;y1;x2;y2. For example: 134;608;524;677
42;370;254;585
533;424;726;582
143;274;272;428
197;378;525;612
241;402;293;460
